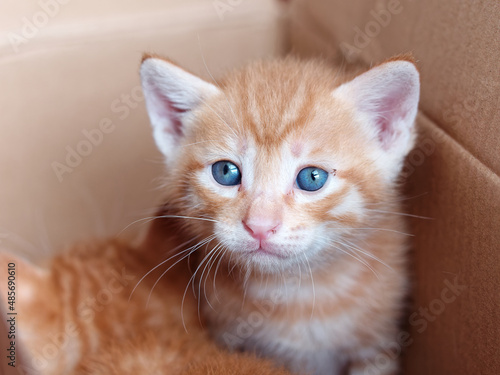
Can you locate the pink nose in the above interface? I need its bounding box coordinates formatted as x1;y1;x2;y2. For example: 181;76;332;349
242;220;281;241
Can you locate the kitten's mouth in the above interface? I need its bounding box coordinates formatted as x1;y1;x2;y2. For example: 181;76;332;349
250;243;287;259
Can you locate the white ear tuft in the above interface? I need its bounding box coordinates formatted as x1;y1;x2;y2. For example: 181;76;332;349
140;57;220;159
333;60;420;162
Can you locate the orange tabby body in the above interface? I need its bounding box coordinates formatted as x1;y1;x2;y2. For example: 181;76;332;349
140;56;420;374
0;218;289;375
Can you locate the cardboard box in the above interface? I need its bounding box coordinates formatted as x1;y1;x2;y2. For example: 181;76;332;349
1;0;498;373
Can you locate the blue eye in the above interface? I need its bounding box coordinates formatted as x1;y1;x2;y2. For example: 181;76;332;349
296;167;328;191
212;161;241;186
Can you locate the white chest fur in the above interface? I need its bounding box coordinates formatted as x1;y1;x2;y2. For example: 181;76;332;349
203;257;405;375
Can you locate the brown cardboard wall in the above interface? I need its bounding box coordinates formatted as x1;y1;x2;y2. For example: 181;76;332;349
404;116;500;374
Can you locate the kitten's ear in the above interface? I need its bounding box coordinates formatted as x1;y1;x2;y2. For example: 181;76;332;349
333;59;420;176
140;56;221;160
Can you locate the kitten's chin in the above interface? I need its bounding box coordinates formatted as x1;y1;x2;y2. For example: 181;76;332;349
249;240;290;259
251;247;288;259
236;254;295;275
229;241;304;274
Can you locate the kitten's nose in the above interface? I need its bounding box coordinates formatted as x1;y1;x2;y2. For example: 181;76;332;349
242;219;281;241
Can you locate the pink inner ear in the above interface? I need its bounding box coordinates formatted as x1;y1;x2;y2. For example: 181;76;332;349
165;99;187;137
372;88;409;150
153;87;187;138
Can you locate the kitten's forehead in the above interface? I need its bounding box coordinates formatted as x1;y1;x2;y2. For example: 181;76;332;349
219;59;341;147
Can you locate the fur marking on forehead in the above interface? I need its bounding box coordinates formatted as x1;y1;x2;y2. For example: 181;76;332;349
291;141;304;158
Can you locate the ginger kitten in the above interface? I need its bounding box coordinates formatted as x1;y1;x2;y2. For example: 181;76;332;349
140;55;420;375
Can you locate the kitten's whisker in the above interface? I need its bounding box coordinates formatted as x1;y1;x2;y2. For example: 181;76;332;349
207;244;226;304
297;260;302;291
197;35;241;135
364;208;432;220
200;243;223;313
144;249;193;306
228;252;239;275
328;240;380;279
128;237;198;302
117;216;157;236
343;192;429;212
284;270;289;313
302;254;316;321
145;235;216;307
316;235;379;278
181;238;217;331
119;214;220;237
212;246;229;304
364;192;429;205
0;227;38;256
154;214;219;223
329;225;413;237
181;140;217;148
192;238;219;296
203;100;239;138
339;239;394;272
351;227;413;236
241;261;252;307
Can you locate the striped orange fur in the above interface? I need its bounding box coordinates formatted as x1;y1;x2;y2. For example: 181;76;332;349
0;221;290;375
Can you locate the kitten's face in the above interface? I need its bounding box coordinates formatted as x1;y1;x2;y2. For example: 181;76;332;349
141;58;419;273
178;84;378;272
